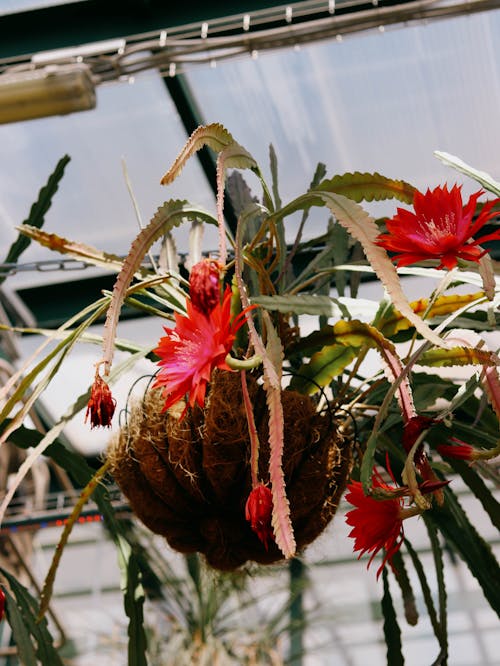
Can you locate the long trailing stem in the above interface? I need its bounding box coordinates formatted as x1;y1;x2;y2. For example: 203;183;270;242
241;371;260;488
37;459;112;621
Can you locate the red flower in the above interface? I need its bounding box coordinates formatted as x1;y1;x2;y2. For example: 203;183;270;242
345;466;429;578
189;259;222;315
245;484;274;549
376;185;500;270
153;287;251;416
85;373;116;428
0;587;5;622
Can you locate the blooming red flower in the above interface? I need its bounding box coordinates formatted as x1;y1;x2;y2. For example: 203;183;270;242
153;287;251;416
85;373;116;428
344;463;434;578
245;483;274;549
376;184;500;270
345;477;405;579
189;259;222;315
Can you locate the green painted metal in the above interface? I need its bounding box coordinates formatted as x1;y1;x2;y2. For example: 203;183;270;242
0;1;307;61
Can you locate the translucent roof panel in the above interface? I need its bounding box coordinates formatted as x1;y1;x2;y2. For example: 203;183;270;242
186;9;500;239
0;72;217;289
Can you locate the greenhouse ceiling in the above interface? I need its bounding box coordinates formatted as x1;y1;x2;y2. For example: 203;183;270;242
0;0;499;328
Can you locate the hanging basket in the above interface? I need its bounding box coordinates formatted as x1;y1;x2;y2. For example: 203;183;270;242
108;370;351;570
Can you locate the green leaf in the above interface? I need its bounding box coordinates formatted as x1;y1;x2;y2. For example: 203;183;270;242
381;568;405;666
289;344;356;394
0;568;64;665
442;458;500;532
316;171;416;203
2;586;38;666
391;551;418;626
269;143;282;210
118;537;148;666
428;484;500;616
253;294;350;318
1;154;70;284
404;539;442;646
412;373;456;411
425;518;448;663
331;220;351;296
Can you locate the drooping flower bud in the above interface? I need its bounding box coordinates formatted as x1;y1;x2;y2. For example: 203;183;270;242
437;441;478;461
189;259;222;315
86;373;116;428
245;483;274;550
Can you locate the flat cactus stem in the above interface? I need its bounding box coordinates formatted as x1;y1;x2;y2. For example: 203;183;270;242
99;202;189;375
266;382;296;559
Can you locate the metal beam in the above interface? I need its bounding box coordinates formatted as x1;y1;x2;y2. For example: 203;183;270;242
0;1;307;61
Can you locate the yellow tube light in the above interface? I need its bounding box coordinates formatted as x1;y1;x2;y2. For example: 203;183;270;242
0;65;96;125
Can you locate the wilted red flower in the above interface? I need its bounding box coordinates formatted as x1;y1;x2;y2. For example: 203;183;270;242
376;185;500;270
402;414;437;467
245;483;274;549
153;287;251;417
189;258;222;315
85;373;116;428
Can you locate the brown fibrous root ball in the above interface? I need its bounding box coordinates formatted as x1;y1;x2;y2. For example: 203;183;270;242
107;370;351;571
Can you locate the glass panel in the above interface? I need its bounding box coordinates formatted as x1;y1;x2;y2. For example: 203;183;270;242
0;72;217;289
186;9;500;239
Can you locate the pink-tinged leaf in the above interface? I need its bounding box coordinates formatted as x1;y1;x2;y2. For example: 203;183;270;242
482;365;500;421
265;382;296;559
233;214;294;558
316;191;446;349
160;123;234;185
216;143;258;265
100;200;213;373
381;345;416;423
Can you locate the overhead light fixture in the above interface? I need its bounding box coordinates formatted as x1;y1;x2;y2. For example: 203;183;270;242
0;64;96;125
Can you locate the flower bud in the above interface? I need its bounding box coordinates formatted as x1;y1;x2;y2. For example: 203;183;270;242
189;259;222;315
245;484;274;550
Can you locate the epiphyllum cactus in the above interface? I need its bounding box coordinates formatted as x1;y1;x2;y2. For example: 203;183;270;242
76;125;500;591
